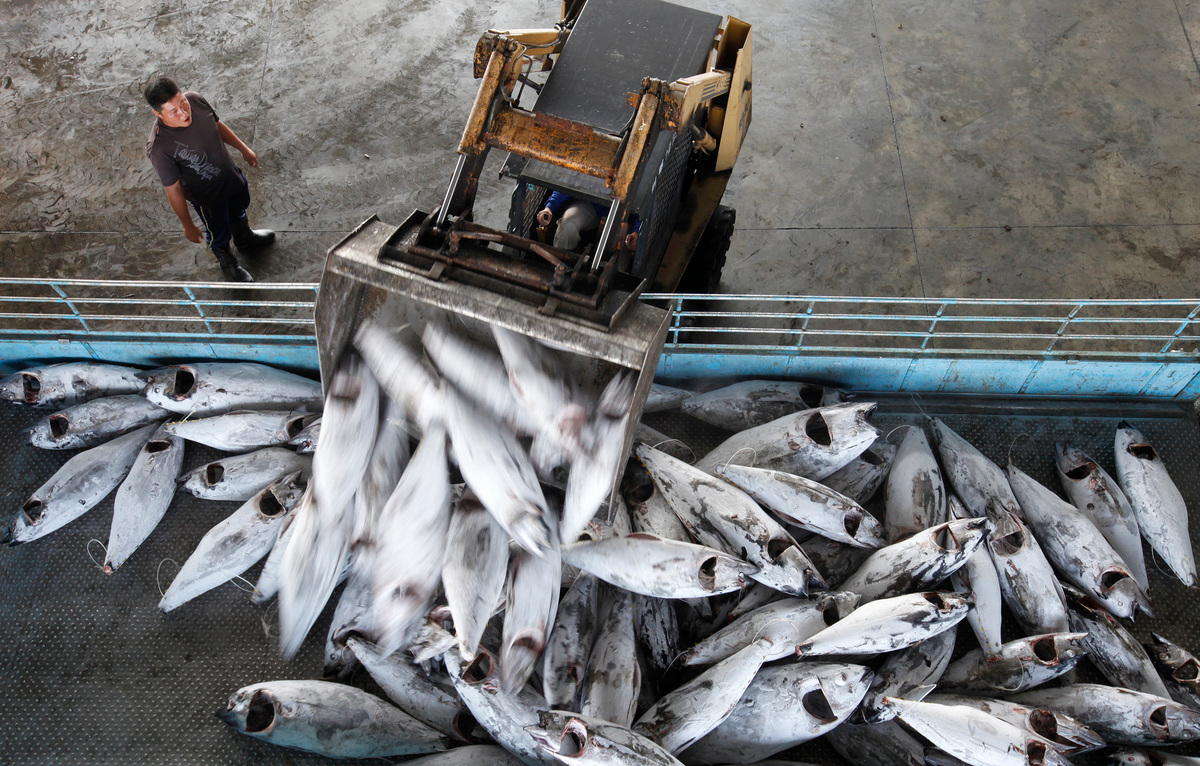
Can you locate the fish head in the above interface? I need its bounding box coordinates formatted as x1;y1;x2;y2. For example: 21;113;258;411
1024;632;1089;667
700;551;759;593
922;590;971;616
138;365;198;402
814;664;875;721
1025;708;1106;755
770;541;827;594
459;647;502;693
525;711;590;759
1053;442;1097;482
1111;749;1155;766
501;627;547;695
939;516;991;557
1027;736;1073;766
1097;569;1154;620
0;371;38;405
217;685;284;738
986;508;1029;557
1159;702;1200;741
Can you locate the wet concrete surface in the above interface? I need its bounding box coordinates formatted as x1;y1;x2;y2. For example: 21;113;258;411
2;0;1200;299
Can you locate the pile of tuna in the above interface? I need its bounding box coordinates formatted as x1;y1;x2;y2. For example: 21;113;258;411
4;323;1200;766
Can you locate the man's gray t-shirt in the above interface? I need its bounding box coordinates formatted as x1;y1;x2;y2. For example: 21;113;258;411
146;92;242;206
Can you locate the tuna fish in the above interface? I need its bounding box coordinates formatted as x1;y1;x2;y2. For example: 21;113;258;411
985;503;1069;635
178;446;311;501
925;694;1105;755
884;425;947;542
561;533;758;599
140;362;322;416
1064;586;1170;698
580;585;640;726
527;710;684;766
793;591;970;658
104;422;185;572
885;697;1072;766
163;409;318;453
929;418;1020;519
27;394;168;450
1144;633;1200;711
839;517;989;602
861;630;956;723
949;495;1004;657
680;379;846;431
1011;684;1200;746
442;488;511;659
0;361;145;408
544;574;599;710
937;632;1089;694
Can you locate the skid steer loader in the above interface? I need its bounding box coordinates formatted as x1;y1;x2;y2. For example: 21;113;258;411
315;0;751;508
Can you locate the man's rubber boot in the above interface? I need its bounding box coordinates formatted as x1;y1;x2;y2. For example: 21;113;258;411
213;247;254;282
230;216;276;252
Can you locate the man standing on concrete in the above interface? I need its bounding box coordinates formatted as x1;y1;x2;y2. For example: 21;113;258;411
144;76;274;282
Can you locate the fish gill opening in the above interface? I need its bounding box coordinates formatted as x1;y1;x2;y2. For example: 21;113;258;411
22;498;44;524
1175;660;1200;683
1130;444;1158;461
49;414;69;439
1027;741;1048;766
934;525;952;552
1032;636;1061;664
698;557;717;591
805;415;833;447
286;417;310;440
860;449;885;466
244;691;276;733
799;385;824;409
452;710;488;743
623;474;655;505
767;537;792;562
1065;463;1096;481
21;374;40;403
1150;705;1169;734
822;600;842;626
1028;709;1060;742
559;719;587;757
206;463;225;486
922;592;949;610
258;490;286;518
843;512;862;538
146;439;171;454
991;526;1025;556
173;368;197;398
1100;569;1129;593
802;689;836;722
464;652;495;684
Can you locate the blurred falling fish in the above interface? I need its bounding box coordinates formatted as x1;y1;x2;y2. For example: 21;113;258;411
325;548;373;678
948;495;1004;657
638;444;825;596
838;517;989;603
1008;462;1151;620
562;371;635;543
561;533;757;599
1145;633;1200;711
680;379;846;431
443;646;553;765
860;630;956;723
884;425;947;543
0;361;145;408
287;417;320;454
794;591;970;658
1011;684;1200;746
926;694;1105;755
581;585;640;727
1055;442;1148;590
985;503;1069;635
217;679;449;758
822;437;897;505
140;362;322;416
885;697;1072;766
159;472;303;612
423;322;539;436
1064;586;1170;698
351;396;411;543
27;395;168;450
163;409;318;453
493;325;587;458
937;632;1089;694
634;638;774;754
544;574;599;710
501;507;562;694
527;710;684;766
443;488;510;659
696;402;879;481
681;592;860;666
929;418;1020;520
373;425;452;656
682;662;873;765
1115;422;1197;588
716;463;887;548
354;323;443;432
7;423;156;545
179;447;311;501
104;422;185;572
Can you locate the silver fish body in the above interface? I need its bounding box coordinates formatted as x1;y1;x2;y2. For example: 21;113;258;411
526;710;685;766
948;495;1004;657
562;372;634;543
839;518;989;603
352;396;411;541
1012;683;1200;745
580;585;640;726
861;630;956;723
544;574;599;710
354;323;442;431
443;488;511;659
715;462;887;548
926;694;1105;755
562;533;757;599
7;423;156;545
325;550;373;678
634;423;695;463
1144;633;1200;711
287;416;320;453
0;361;144;408
444;646;554;765
680;379;846;431
492;325;587;457
824;719;926;766
645;383;690;412
638;444;824;596
217;679;449;758
930;418;1020;519
1008;462;1151;620
1065;587;1170;698
159;472;303;611
683;662;873;764
178;446;311;501
347;636;475;742
372;426;452;656
1112;751;1200;766
1055;442;1148;590
625;470;690;542
886;697;1071;766
634;638;772;754
163;409;317;452
884;425;947;542
140;362;322;416
694;402;879;480
794;591;970;658
502;509;562;694
801;535;874;589
822;438;897;505
681;592;860;666
104;423;185;572
27;394;168;450
634;592;679;682
251;505;296;605
937;632;1089;694
985;504;1069;634
1115;422;1196;588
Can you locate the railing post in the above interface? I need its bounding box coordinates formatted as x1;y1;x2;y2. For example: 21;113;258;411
183;286;216;336
1162;301;1200;354
50;283;90;333
1045;303;1082;354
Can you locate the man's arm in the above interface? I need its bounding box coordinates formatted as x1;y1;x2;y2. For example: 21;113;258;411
217;120;259;168
165;181;203;243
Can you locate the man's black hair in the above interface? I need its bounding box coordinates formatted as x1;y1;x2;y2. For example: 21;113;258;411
144;77;181;111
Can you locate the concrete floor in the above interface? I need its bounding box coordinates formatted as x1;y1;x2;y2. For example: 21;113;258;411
2;0;1200;300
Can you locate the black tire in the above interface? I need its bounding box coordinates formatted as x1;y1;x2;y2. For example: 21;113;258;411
677;204;735;294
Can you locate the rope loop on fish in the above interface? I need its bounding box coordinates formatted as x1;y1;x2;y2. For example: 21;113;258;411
1007;432;1033;465
884;425;908;444
156;558;180;597
86;539;108;571
722;447;758;470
